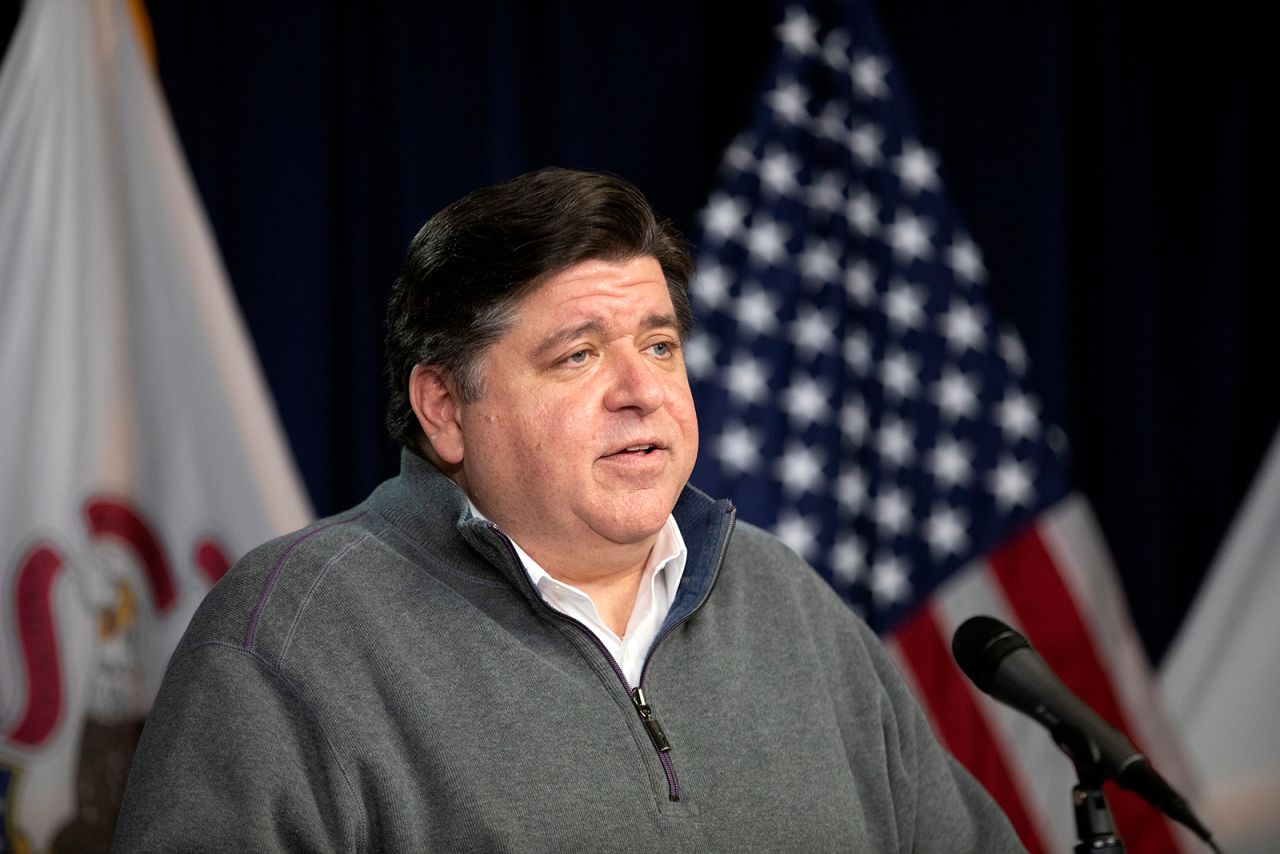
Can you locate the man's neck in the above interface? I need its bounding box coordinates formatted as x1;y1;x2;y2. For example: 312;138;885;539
465;498;657;636
549;559;650;637
518;539;654;637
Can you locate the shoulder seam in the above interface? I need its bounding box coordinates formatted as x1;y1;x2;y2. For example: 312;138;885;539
278;532;374;668
245;511;368;649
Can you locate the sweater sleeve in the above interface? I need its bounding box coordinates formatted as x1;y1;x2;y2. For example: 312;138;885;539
852;618;1028;853
111;641;366;853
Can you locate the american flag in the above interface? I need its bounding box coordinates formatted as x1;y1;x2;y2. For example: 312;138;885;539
686;3;1195;851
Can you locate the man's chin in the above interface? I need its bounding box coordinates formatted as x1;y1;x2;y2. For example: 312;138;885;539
590;505;676;547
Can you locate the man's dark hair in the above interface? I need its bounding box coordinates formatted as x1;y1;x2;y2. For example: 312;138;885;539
384;167;695;453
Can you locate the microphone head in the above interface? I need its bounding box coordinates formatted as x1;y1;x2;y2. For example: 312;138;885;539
951;616;1030;692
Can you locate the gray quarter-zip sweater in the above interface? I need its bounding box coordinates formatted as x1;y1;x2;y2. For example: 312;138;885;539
113;451;1024;852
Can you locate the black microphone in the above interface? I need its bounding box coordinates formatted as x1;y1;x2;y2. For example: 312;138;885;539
951;615;1215;846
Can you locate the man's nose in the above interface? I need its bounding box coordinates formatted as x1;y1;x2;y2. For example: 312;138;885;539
603;348;666;414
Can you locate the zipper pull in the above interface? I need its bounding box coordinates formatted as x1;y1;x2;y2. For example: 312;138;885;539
631;687;671;753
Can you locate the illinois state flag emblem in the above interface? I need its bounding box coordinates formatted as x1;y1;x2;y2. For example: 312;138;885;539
0;0;312;850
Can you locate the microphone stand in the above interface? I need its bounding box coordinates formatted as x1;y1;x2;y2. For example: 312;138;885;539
1054;726;1125;854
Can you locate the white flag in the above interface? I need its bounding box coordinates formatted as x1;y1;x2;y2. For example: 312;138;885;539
1161;431;1280;854
0;0;313;849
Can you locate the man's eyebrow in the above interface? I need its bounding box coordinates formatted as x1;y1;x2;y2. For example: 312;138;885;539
532;320;606;361
639;313;680;334
531;313;680;361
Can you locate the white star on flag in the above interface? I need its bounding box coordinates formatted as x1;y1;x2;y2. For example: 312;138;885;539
876;417;916;468
846;190;881;238
924;506;969;558
776;442;825;497
820;29;852;70
692;262;732;311
946;236;987;282
774;511;820;560
939;299;987;353
715;423;763;475
928;437;974;488
933;368;980;421
884;279;926;330
843;329;873;372
806;169;846;214
841;399;870;445
798;238;842;285
873;485;913;535
775;7;820;55
989;456;1035;509
813;105;848;145
682;333;716;379
734;284;782;335
744;216;791;266
782;375;831;427
851;53;890;99
879;349;921;400
701;194;748;244
724;134;757;173
870;555;912;605
885;208;935;262
848;123;884;167
766;79;810;126
845;258;878;303
996;390;1040;440
998;329;1029;375
790;305;837;357
759;147;802;196
836;467;868;512
892;141;941;195
831;534;866;585
725;353;771;405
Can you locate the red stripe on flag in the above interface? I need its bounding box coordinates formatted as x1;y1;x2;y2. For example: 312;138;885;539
894;603;1048;854
8;544;65;746
989;524;1181;853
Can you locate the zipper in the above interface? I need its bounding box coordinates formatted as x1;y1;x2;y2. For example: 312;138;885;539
632;686;680;802
631;687;671;752
481;522;685;801
630;507;736;801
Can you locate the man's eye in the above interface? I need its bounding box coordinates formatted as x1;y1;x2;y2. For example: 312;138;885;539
650;342;673;357
565;350;589;365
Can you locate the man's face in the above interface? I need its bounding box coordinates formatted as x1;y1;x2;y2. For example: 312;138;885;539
450;255;698;572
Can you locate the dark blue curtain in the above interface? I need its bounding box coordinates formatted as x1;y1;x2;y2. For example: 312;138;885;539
2;0;1272;664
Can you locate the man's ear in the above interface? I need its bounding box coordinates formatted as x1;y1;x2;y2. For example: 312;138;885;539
409;365;465;465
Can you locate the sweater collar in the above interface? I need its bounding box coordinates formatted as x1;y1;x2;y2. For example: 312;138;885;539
373;449;735;616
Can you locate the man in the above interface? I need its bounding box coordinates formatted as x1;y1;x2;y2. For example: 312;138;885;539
114;168;1024;851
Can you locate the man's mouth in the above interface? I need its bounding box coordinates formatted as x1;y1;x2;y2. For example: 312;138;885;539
606;443;662;457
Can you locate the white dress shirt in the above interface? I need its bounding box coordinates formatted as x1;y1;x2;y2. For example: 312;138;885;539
468;502;687;687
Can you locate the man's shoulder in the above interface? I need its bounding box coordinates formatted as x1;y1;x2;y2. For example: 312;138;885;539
708;516;867;640
722;517;838;598
174;506;407;660
248;505;387;574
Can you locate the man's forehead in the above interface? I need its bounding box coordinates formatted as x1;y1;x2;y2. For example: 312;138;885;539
511;256;674;326
533;255;665;293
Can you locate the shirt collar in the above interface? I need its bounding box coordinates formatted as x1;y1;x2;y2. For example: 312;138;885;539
465;498;688;608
